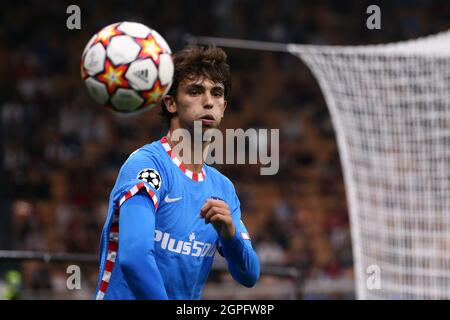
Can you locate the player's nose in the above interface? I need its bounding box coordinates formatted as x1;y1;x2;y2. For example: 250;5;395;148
202;91;214;109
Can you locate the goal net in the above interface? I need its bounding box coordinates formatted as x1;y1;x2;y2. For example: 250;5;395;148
289;31;450;299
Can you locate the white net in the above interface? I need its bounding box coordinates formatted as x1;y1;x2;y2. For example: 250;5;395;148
289;31;450;299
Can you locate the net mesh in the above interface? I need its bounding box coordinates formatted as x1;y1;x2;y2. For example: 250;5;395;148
289;31;450;299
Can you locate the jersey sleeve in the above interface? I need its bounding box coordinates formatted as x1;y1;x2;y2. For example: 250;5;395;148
118;191;168;299
112;149;170;211
218;183;261;288
230;194;253;243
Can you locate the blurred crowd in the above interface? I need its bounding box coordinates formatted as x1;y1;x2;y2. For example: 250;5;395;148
1;0;449;299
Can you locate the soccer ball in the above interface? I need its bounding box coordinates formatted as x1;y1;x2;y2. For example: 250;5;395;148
81;22;174;113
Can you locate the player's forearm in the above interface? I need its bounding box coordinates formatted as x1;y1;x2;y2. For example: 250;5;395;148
220;233;260;287
119;192;169;299
119;249;168;299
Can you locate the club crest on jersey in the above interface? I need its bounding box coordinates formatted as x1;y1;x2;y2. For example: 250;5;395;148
137;168;161;190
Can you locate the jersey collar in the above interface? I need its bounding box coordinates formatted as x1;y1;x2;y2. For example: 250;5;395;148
160;136;206;182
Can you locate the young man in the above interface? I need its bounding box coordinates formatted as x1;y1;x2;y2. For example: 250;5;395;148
95;45;260;300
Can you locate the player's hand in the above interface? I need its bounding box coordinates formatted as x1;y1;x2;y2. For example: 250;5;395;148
200;199;235;239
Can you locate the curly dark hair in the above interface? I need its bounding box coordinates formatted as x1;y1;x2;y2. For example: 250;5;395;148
160;45;232;126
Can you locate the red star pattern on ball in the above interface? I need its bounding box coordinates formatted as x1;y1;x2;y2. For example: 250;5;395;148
96;59;129;94
142;81;167;107
94;24;123;46
136;35;163;63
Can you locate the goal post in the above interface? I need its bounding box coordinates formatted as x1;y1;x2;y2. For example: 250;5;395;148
189;31;450;299
288;31;450;299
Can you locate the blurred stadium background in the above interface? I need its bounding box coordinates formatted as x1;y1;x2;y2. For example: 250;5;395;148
1;0;450;299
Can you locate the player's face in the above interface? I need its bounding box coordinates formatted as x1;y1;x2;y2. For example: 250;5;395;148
174;77;227;131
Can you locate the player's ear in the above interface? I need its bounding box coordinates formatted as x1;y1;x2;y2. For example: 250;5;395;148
163;95;177;114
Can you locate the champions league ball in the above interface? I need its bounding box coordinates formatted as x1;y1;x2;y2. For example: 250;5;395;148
81;22;174;113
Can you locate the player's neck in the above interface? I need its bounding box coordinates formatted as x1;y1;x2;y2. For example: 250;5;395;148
166;126;210;173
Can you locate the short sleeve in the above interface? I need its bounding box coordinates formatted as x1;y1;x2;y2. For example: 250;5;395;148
112;149;169;211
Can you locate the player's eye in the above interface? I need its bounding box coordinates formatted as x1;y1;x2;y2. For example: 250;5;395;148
189;89;200;96
212;90;224;97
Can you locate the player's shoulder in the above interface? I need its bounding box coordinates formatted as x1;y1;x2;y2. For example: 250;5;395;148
128;139;164;160
119;138;171;181
111;139;171;204
123;139;164;165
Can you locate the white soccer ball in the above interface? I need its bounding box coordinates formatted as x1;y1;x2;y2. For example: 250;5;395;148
81;22;174;113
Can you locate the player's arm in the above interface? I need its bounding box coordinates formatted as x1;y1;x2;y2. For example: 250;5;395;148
200;199;260;287
119;191;168;299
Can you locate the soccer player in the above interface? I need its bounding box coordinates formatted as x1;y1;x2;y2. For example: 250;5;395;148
95;45;260;299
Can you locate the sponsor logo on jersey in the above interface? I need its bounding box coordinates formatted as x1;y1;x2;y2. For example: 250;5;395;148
154;230;216;257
